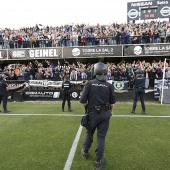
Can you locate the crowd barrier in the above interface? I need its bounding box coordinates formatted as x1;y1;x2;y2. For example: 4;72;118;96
6;79;165;102
0;35;167;49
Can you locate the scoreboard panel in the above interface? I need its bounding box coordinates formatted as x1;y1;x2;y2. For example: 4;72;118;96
127;0;170;21
141;8;159;20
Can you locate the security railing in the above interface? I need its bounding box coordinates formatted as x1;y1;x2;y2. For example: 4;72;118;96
0;34;169;49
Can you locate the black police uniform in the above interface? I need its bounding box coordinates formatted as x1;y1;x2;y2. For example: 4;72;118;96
0;79;10;113
80;77;116;162
62;79;72;112
132;75;146;114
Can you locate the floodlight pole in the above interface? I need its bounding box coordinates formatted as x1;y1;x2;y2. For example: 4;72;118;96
161;58;166;105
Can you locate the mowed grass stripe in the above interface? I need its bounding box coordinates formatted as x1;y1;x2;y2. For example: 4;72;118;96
2;101;170;116
0;116;81;170
73;118;170;170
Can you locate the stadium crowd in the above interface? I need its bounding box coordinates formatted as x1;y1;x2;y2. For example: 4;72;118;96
1;20;170;89
1;59;170;89
0;20;170;49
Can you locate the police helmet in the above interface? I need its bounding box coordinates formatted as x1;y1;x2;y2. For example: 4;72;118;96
93;62;107;76
92;62;108;81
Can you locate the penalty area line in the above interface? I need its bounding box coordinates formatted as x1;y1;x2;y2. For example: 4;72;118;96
63;125;83;170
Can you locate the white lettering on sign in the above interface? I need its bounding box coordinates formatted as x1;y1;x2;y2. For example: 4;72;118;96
131;1;153;7
12;51;25;58
29;49;59;58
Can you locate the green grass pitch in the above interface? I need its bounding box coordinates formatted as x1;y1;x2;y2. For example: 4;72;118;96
0;101;170;170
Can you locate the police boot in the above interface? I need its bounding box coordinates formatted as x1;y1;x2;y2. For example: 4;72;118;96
81;148;88;160
62;104;65;112
68;103;72;112
131;110;135;114
142;110;146;114
95;157;105;170
68;107;72;112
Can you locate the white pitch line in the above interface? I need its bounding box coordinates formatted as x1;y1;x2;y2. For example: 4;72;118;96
0;113;83;116
0;114;170;118
63;125;83;170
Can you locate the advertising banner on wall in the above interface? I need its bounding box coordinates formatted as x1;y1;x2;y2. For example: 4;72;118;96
29;80;63;88
8;49;28;59
144;44;170;56
23;90;82;100
154;79;170;98
28;48;62;59
124;44;170;56
124;45;145;56
0;50;8;60
8;48;63;60
63;46;122;58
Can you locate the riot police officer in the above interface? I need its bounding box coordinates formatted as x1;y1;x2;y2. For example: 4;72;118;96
61;75;72;112
80;62;116;170
131;71;146;114
0;74;11;113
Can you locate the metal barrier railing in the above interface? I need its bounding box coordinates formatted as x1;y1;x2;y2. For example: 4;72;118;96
0;34;169;49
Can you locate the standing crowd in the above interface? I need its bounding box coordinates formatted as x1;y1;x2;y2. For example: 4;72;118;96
1;59;170;89
0;20;170;49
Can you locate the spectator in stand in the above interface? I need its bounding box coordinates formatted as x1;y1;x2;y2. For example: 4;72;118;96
107;32;113;45
156;64;163;79
3;34;9;49
107;69;112;80
78;33;82;46
14;65;20;76
132;36;140;44
80;68;87;80
142;30;149;44
17;68;25;80
70;69;77;81
70;69;77;89
28;65;35;80
113;66;121;81
70;35;74;46
129;30;135;44
121;31;126;44
18;35;22;48
43;68;51;79
115;30;121;45
153;29;160;43
54;68;62;81
99;34;105;45
120;67;128;81
77;70;82;90
81;34;86;46
126;64;134;88
160;27;166;43
145;64;156;88
36;69;43;80
166;27;170;43
30;34;36;48
148;29;154;43
77;70;82;81
124;31;130;44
